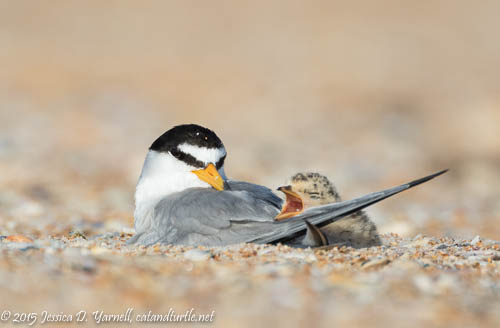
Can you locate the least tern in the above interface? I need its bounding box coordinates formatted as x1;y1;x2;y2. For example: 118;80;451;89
128;124;447;247
278;172;382;248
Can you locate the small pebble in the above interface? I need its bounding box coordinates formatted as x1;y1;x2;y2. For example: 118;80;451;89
362;257;391;269
471;235;482;246
4;235;34;243
183;249;212;261
5;242;37;251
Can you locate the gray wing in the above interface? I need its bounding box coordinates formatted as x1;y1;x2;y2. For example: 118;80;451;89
133;181;283;246
225;180;283;209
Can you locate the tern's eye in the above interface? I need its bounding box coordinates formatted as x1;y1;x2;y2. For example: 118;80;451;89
308;193;321;199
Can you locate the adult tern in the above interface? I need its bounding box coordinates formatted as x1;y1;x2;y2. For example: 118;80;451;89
128;124;447;247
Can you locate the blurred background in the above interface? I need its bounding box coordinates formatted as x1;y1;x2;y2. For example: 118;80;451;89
2;2;500;328
1;0;499;240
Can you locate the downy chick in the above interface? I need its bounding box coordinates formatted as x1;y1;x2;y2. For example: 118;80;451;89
278;172;382;248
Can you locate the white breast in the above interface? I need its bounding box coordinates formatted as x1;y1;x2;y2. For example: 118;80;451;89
133;149;227;233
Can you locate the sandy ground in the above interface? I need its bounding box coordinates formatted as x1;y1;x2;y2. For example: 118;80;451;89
1;234;499;328
1;1;499;327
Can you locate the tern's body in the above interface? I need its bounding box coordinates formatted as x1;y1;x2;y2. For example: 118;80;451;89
131;179;283;246
128;124;447;247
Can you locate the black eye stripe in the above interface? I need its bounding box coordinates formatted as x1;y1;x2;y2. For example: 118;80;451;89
171;149;226;170
170;149;205;169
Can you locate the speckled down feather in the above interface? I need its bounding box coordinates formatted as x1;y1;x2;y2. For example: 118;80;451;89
289;172;382;248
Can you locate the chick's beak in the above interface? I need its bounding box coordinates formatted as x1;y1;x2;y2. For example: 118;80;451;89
192;163;225;191
275;185;304;220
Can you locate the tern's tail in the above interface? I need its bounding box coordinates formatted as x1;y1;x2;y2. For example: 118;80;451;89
248;169;448;245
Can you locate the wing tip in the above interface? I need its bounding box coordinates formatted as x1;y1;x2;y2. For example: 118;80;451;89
407;169;449;188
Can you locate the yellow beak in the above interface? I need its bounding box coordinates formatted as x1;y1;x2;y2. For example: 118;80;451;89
192;163;225;191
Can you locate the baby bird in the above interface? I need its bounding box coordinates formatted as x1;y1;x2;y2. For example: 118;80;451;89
279;172;382;248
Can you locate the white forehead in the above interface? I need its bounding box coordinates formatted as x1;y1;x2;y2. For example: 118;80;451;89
177;143;226;164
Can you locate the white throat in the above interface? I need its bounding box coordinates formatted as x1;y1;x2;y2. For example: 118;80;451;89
134;150;227;230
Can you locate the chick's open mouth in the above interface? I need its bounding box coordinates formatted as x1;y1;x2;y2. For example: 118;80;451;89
275;185;304;221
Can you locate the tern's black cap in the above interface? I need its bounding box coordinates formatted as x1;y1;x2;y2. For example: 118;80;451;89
150;124;226;169
150;124;224;152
